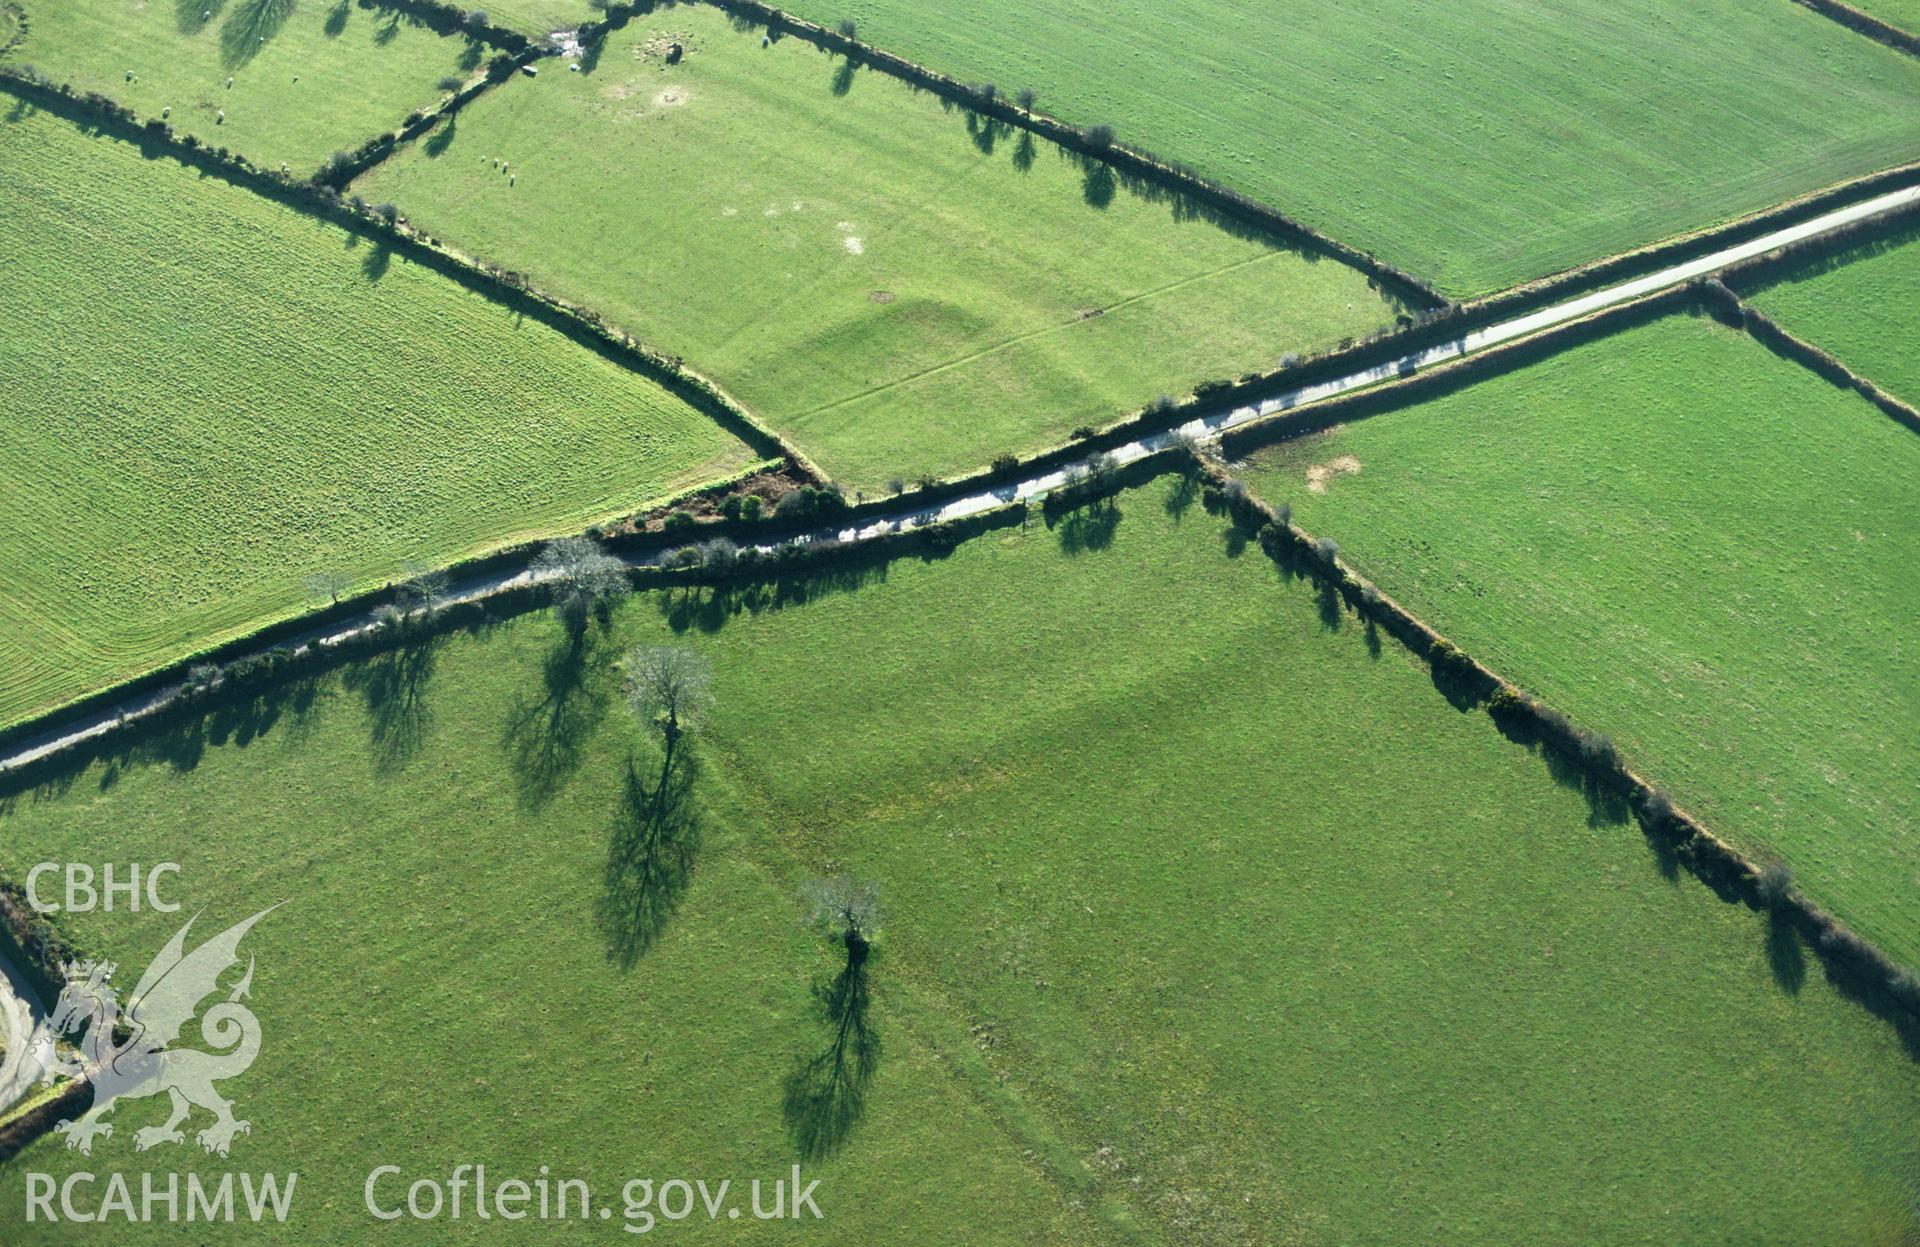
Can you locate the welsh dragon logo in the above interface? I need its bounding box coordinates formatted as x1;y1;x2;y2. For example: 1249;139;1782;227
45;906;280;1157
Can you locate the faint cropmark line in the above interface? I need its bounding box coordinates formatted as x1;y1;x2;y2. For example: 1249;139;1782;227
46;905;283;1157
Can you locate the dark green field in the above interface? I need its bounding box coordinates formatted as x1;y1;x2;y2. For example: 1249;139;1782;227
3;484;1915;1244
1244;312;1920;969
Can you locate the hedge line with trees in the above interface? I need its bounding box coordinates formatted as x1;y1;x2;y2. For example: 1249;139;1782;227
1790;0;1920;56
1183;451;1920;1040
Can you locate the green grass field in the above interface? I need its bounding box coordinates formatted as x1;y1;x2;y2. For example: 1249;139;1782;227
354;7;1401;491
1242;312;1920;969
3;482;1915;1244
1852;0;1920;34
0;107;755;734
475;0;598;34
782;0;1920;296
1;0;476;174
1743;224;1920;409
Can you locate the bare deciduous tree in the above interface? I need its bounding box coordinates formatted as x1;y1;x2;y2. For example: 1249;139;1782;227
534;536;629;627
625;646;714;743
305;569;352;604
398;562;451;616
804;876;881;956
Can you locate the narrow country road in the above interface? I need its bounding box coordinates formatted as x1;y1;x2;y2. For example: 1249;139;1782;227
1;181;1915;779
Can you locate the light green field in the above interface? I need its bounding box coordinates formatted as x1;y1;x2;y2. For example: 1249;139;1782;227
355;6;1402;490
783;0;1920;296
473;0;598;34
1243;313;1920;968
3;483;1915;1244
1744;224;1920;409
0;107;755;734
1;0;476;173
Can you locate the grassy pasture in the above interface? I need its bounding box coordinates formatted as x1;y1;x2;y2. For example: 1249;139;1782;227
0;0;476;174
473;0;599;34
2;484;1916;1244
1853;0;1920;33
0;107;755;734
1742;222;1920;409
354;6;1401;491
1242;312;1920;969
783;0;1920;296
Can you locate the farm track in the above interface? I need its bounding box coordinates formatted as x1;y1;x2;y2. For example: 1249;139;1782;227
4;179;1916;779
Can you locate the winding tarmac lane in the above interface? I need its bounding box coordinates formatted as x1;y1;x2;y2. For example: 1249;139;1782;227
1;181;1915;779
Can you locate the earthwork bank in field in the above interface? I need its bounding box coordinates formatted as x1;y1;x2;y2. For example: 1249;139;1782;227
0;107;757;733
355;6;1404;492
1244;312;1920;969
789;0;1920;295
2;485;1915;1244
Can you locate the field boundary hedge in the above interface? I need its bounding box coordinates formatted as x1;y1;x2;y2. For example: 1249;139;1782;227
356;0;536;54
1454;162;1920;327
1219;286;1693;459
0;68;810;465
1193;456;1920;1042
1697;279;1920;436
0;494;1036;795
566;0;1446;311
0;1081;91;1166
1791;0;1920;56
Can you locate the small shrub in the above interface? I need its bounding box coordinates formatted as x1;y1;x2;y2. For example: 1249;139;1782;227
914;474;938;492
373;201;399;222
1069;425;1097;441
700;538;738;573
437;74;466;92
1639;787;1676;828
663;509;697;534
740;495;764;522
719;494;744;522
1359;583;1382;609
1428;638;1474;679
1082;123;1115;151
885;476;905;496
989;452;1019;476
1574;729;1621;772
1755;861;1794;910
1486;686;1528;721
1147;393;1176;417
1275;500;1292;526
1312;535;1338;563
1016;86;1036;111
835;17;857;39
667;545;702;569
466;8;490;28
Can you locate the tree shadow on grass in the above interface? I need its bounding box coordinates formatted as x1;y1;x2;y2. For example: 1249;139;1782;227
654;560;891;636
218;0;296;68
782;943;877;1160
179;0;229;35
1766;908;1806;996
502;623;613;808
1162;472;1198;523
831;56;858;97
424;113;457;158
1011;129;1035;173
597;743;701;971
1080;160;1115;210
457;35;485;71
322;0;349;37
343;631;442;771
1048;496;1122;555
363;240;393;281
